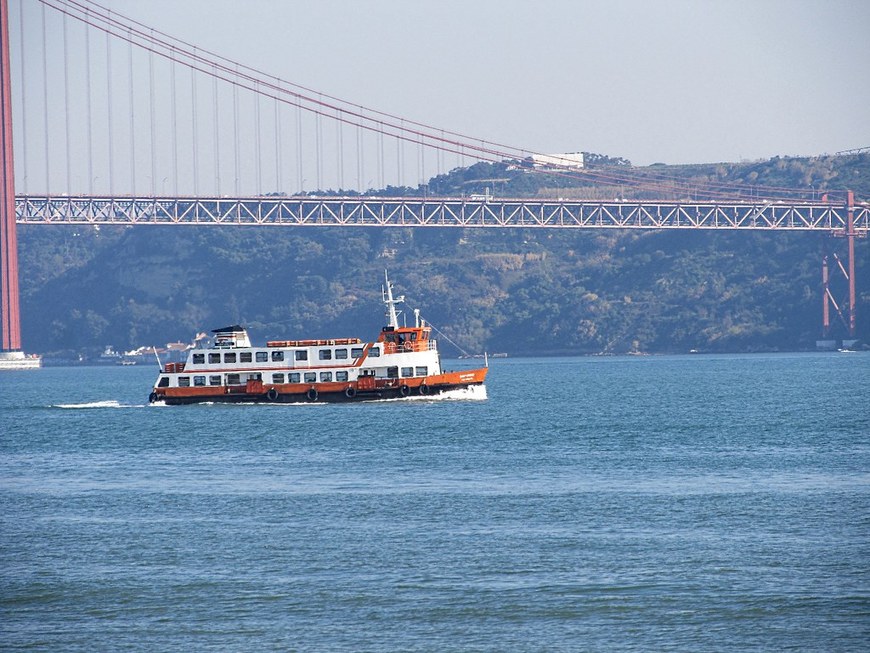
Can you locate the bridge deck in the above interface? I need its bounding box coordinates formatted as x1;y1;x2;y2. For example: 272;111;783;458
15;195;869;233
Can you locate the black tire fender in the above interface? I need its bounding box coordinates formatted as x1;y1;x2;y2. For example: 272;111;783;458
399;384;411;397
148;391;159;403
266;388;279;402
344;386;357;399
306;387;318;402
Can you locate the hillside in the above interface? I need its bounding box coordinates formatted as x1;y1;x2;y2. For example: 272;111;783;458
17;153;870;359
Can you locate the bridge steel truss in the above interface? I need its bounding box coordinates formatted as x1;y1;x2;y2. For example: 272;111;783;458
14;195;870;233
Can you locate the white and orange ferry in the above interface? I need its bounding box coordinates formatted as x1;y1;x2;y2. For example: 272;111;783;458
148;274;488;405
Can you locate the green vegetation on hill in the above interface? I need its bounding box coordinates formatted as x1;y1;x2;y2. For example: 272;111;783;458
17;153;869;358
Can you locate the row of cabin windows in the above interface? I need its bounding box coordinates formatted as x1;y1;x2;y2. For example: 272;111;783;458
271;371;351;384
170;364;429;388
178;371;354;386
388;366;429;378
192;347;376;365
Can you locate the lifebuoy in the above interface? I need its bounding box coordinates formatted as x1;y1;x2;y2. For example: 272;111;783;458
306;387;318;401
419;384;430;395
266;388;279;402
399;384;411;397
403;342;412;352
344;386;357;399
148;391;158;403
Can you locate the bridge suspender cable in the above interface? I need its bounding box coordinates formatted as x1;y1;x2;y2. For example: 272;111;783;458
32;0;842;202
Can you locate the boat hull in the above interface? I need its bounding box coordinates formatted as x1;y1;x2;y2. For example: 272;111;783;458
150;368;488;405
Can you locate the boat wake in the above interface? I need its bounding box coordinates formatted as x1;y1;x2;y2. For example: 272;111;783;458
451;384;488;401
52;400;147;409
382;384;488;403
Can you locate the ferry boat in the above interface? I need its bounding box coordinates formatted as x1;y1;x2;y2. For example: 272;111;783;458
148;274;488;405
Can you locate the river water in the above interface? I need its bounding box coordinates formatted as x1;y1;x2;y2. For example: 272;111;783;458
1;353;868;651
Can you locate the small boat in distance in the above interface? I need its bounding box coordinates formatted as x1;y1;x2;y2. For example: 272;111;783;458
148;273;488;405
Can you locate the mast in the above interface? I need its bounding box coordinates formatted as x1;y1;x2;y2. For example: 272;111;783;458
382;270;404;328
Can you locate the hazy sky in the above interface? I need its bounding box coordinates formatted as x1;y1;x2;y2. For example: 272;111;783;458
10;0;870;194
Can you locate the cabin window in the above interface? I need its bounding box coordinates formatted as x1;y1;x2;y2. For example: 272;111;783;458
208;353;221;364
336;371;348;382
193;376;206;386
227;374;241;385
289;372;300;383
209;375;222;386
256;351;268;362
320;371;333;382
361;369;375;376
335;348;348;360
415;366;429;377
178;376;191;387
319;349;332;361
192;353;205;364
240;352;252;363
351;347;364;358
304;372;316;383
224;353;237;363
158;376;169;387
401;367;413;377
411;332;418;341
272;373;285;384
295;350;308;361
387;366;399;379
271;351;284;362
369;347;380;358
247;373;262;381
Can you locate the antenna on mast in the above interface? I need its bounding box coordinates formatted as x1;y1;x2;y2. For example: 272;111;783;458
382;270;404;328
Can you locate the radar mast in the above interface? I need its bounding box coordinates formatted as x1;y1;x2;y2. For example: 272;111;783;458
382;270;404;328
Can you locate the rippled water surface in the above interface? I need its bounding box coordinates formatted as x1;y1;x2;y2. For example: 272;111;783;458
2;353;868;651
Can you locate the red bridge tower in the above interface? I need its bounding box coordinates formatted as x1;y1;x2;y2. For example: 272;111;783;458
1;0;38;367
0;0;21;352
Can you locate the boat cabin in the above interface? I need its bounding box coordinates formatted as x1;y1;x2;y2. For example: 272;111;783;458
212;325;251;348
377;325;431;354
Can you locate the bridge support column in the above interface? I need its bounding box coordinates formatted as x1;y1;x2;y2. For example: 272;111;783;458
821;253;831;337
818;190;861;350
846;190;857;340
0;0;23;354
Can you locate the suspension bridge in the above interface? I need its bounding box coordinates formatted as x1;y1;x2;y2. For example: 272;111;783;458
0;0;866;362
